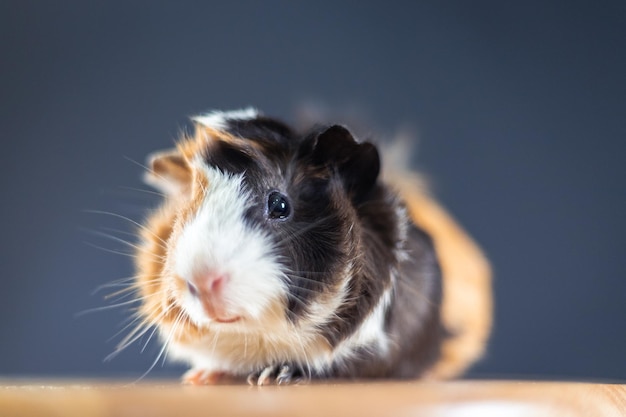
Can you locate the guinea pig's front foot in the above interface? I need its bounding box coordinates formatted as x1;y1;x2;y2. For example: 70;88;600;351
182;369;239;385
246;364;307;386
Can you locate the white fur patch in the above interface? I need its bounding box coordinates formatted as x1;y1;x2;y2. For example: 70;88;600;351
173;163;286;325
350;287;392;351
304;261;352;327
192;108;259;131
331;286;393;363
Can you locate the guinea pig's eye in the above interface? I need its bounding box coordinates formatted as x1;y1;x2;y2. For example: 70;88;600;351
267;191;291;220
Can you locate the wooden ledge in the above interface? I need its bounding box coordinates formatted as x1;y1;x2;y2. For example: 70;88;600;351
1;380;625;417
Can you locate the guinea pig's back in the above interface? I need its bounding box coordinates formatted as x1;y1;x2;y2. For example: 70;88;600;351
387;172;493;379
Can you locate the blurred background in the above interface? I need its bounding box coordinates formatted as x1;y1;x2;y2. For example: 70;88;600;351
1;1;624;380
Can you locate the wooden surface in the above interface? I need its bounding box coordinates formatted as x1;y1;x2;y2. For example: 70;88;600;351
1;380;626;417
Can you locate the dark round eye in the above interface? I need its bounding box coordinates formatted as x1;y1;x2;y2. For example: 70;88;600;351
267;191;291;220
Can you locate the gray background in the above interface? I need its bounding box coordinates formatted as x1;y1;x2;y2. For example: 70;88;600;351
1;1;624;380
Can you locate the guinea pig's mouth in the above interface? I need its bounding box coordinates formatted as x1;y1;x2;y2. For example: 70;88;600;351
213;316;241;324
182;300;243;326
199;297;242;324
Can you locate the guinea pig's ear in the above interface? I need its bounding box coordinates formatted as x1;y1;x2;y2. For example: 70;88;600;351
313;125;380;199
144;149;191;196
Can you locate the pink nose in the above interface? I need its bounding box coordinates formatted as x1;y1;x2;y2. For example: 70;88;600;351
186;272;239;323
187;272;228;298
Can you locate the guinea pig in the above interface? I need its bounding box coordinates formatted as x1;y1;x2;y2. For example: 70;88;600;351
129;108;492;385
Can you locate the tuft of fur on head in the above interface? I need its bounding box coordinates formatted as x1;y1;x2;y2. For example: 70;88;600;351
192;108;259;131
378;128;430;196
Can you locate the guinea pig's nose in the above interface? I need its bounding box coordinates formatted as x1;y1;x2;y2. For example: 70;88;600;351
188;272;229;297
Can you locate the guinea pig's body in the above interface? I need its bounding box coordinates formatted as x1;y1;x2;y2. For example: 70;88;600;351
133;109;491;385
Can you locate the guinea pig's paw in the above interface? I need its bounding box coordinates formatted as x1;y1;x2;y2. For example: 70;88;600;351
246;364;305;386
182;369;233;385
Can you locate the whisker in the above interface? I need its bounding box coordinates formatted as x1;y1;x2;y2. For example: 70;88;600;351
161;312;186;366
209;325;221;358
91;277;139;295
77;293;164;318
141;323;162;354
285;270;330;275
103;286;141;300
196;176;208;195
284;284;325;296
284;274;329;285
123;154;176;190
118;185;166;198
83;241;140;260
98;282;164;301
112;307;167;351
97;275;164;297
82;228;167;261
76;299;142;318
274;216;335;246
109;300;173;362
99;226;168;252
82;209;169;248
107;312;151;344
98;226;141;239
284;293;314;311
133;310;183;383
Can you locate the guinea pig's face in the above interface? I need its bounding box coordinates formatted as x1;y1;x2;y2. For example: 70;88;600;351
149;112;380;335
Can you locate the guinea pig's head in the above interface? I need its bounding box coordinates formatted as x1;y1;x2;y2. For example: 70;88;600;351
141;109;381;338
